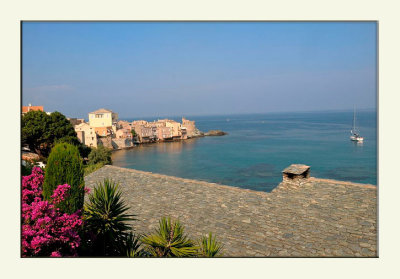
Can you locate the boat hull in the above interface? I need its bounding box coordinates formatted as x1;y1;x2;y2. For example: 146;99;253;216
350;136;364;142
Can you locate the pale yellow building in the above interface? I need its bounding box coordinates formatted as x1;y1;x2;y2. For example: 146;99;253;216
89;108;118;128
75;122;98;148
88;108;118;137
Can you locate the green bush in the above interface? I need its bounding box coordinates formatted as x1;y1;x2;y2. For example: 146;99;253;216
54;136;92;160
88;145;112;165
42;143;85;214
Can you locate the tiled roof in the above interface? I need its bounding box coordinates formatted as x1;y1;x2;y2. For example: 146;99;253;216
22;106;44;113
89;108;113;114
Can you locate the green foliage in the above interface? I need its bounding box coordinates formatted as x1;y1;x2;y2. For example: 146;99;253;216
22;111;51;157
131;129;136;138
48;111;77;141
122;232;150;257
88;145;112;165
199;232;223;257
84;162;105;175
55;135;92;159
141;217;198;257
83;179;135;256
22;110;78;157
54;135;81;147
42;143;85;214
21;163;33;176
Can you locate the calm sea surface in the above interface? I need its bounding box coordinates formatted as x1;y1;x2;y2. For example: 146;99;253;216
112;111;377;192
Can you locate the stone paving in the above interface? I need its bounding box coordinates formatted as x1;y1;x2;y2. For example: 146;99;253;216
84;165;377;257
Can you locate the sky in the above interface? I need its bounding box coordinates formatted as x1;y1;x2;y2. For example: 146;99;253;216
22;22;377;119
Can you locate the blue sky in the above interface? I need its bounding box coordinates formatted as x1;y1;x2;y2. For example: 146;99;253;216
22;22;377;119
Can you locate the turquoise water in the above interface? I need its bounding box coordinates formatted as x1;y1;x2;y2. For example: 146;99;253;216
112;111;377;192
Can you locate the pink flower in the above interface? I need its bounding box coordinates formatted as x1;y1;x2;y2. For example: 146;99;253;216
21;169;83;257
50;251;62;257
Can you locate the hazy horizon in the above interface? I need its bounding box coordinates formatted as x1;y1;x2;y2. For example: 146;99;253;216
22;22;377;119
117;107;376;121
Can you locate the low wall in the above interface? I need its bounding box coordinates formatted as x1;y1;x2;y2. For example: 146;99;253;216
84;165;377;257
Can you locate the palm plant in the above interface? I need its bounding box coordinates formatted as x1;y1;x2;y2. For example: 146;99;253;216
141;217;198;257
83;179;135;256
199;232;223;257
122;232;149;257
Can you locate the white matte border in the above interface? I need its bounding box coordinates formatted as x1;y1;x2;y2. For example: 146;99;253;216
1;0;400;278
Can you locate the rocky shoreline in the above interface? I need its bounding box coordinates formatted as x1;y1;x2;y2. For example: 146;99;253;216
204;130;228;136
189;129;228;138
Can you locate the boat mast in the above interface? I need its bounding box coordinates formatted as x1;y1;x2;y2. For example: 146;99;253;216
354;106;357;133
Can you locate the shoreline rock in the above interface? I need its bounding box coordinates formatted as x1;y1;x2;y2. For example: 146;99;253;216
204;130;228;136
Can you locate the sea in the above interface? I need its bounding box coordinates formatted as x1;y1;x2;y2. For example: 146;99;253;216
112;110;377;192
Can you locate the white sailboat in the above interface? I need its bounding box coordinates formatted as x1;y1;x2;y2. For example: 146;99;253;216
350;107;364;142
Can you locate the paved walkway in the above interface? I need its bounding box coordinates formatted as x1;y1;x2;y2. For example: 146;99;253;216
85;165;377;257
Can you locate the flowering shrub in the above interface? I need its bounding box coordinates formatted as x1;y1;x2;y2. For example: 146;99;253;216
22;167;83;257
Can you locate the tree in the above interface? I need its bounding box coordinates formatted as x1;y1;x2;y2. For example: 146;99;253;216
82;179;135;256
42;143;85;214
22;110;51;157
141;217;198;257
48;111;77;143
88;145;112;165
22;110;78;157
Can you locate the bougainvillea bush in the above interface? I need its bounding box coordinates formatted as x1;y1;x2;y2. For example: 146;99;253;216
21;167;83;257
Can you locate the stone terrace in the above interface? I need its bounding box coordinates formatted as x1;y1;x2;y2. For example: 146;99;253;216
85;165;377;257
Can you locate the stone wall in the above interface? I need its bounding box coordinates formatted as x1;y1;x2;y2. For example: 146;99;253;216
112;138;133;149
97;137;133;150
97;137;113;149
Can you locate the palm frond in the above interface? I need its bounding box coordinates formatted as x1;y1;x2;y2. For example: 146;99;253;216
142;217;199;257
199;232;223;257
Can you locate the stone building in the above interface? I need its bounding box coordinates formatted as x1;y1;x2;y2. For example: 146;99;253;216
182;117;196;138
165;120;183;140
131;117;197;143
116;128;133;139
136;126;157;143
68;118;85;127
157;126;173;140
117;120;132;130
74;122;98;148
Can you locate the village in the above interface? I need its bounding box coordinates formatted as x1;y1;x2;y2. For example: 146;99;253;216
23;104;203;151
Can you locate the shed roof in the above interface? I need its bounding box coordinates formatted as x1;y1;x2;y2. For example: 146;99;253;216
282;164;310;175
